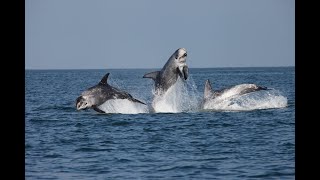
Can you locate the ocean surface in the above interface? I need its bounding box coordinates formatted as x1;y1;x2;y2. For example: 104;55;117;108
25;67;295;179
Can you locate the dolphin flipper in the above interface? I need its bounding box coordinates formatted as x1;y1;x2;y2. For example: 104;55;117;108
113;91;147;105
130;98;147;105
177;66;189;80
93;106;106;113
125;93;146;105
143;71;160;81
183;66;189;80
257;86;268;91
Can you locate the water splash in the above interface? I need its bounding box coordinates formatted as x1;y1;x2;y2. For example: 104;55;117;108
152;77;201;113
98;99;149;114
95;77;288;114
203;89;287;111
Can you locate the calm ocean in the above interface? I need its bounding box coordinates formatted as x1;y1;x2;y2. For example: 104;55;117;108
25;67;294;179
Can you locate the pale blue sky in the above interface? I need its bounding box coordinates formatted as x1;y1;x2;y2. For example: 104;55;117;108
25;0;294;69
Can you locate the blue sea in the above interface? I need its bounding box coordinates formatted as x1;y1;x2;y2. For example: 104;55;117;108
25;67;295;179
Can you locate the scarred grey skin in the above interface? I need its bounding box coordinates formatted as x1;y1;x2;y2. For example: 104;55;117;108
202;79;268;106
143;48;189;95
76;73;145;113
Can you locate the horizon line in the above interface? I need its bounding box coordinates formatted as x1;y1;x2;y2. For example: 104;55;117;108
25;65;294;70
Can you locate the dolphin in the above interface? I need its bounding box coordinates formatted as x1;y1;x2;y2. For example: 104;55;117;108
76;73;146;113
202;79;268;108
143;48;189;95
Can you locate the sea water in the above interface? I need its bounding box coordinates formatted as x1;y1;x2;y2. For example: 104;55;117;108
25;67;295;179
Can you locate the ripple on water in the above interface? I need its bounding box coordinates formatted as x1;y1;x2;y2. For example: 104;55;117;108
25;68;295;179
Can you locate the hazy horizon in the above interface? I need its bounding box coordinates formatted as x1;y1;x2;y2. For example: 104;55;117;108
26;0;294;69
25;66;294;71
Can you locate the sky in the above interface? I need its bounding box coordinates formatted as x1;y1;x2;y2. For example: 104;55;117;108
25;0;295;69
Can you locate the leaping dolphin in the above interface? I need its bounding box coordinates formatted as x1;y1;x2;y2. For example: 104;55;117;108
143;48;189;95
76;73;146;113
202;79;268;108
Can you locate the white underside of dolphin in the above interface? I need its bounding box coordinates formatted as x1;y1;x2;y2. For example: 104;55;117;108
202;79;287;111
98;99;149;114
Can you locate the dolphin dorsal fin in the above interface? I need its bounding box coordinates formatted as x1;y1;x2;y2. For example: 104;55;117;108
204;79;213;99
143;71;160;81
99;73;110;85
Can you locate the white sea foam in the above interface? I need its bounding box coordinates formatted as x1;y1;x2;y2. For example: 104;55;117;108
203;89;287;111
152;77;201;113
97;78;287;114
98;99;149;114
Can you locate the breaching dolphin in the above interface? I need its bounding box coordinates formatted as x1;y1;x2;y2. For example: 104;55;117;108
76;73;146;113
202;79;268;108
143;48;189;95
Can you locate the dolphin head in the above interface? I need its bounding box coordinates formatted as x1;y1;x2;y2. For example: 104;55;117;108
76;95;95;110
173;48;189;80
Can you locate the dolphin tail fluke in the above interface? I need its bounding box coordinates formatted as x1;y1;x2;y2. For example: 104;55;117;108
204;79;213;99
143;71;160;81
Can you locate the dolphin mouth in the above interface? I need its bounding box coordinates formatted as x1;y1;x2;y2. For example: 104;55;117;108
179;53;187;63
76;106;87;111
76;96;88;110
76;103;85;111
